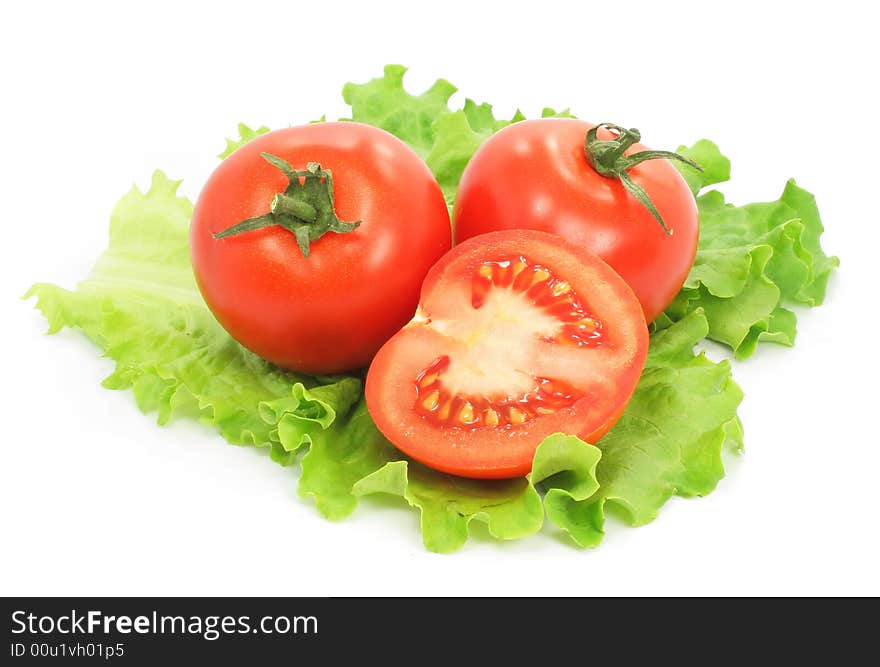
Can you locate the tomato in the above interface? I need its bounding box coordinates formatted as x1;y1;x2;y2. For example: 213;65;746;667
453;119;699;323
365;230;648;479
190;122;451;374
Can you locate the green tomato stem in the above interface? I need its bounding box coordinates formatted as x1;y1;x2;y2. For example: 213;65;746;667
271;193;318;222
213;152;361;257
584;123;702;236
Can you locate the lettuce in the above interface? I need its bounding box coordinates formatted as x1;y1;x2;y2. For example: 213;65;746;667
219;123;270;159
341;64;573;207
543;310;743;547
25;167;742;553
342;64;456;158
658;142;840;357
25;65;834;552
25;173;359;461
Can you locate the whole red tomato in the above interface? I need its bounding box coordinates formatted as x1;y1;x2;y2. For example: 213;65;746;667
453;119;698;323
190;122;451;374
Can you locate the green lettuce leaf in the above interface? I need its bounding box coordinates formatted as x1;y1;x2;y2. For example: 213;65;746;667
663;143;839;357
219;122;270;159
342;64;457;158
540;310;743;547
24;171;359;456
674;139;731;195
425;107;517;206
343;65;574;206
351;433;600;553
354;459;544;554
425;104;577;206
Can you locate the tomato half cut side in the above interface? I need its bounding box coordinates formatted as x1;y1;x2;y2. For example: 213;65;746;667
365;229;649;479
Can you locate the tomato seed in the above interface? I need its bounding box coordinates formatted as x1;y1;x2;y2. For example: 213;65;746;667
532;268;550;284
551;280;571;296
413;373;580;430
508;407;528;425
421;390;441;411
511;258;529;278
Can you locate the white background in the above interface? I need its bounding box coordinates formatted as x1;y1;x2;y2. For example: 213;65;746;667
2;0;878;596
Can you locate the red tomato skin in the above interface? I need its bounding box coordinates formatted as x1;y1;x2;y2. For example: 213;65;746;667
366;229;649;479
190;122;451;374
453;118;698;324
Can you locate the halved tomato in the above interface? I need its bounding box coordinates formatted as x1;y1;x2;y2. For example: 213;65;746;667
365;229;649;479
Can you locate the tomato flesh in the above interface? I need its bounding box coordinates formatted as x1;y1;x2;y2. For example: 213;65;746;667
365;230;649;479
415;355;583;430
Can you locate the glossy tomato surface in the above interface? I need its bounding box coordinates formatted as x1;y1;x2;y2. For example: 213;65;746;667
453;118;698;323
366;230;648;479
190;122;451;373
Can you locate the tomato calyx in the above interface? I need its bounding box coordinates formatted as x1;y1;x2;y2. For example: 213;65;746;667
585;123;702;236
213;152;361;257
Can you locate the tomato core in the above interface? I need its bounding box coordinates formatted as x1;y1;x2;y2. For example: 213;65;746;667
470;255;604;346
